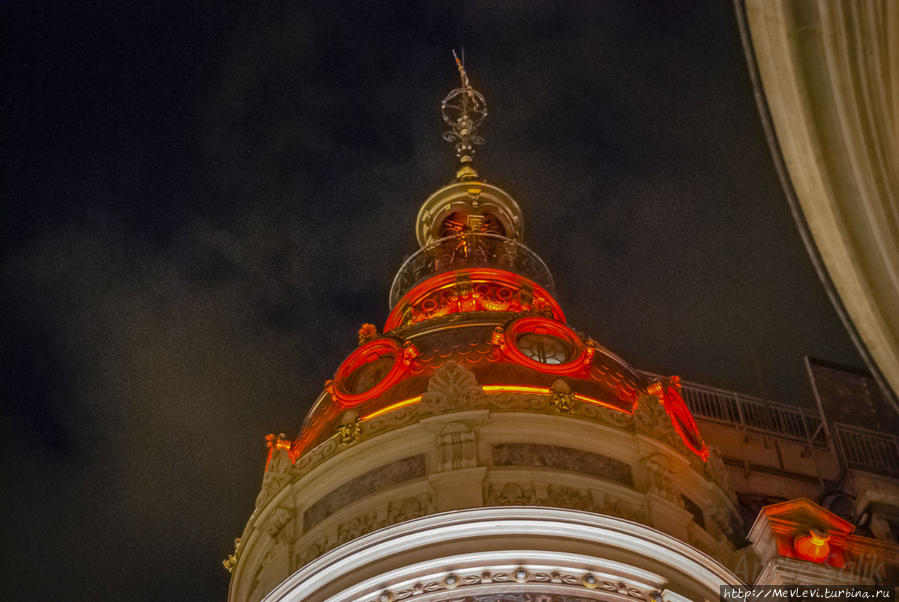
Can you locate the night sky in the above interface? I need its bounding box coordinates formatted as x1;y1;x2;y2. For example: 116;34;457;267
3;2;864;601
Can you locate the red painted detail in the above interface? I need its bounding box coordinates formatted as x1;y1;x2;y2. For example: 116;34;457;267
385;268;564;331
501;316;588;376
332;338;409;408
649;377;709;461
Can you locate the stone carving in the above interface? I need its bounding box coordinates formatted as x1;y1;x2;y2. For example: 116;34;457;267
275;377;642;521
290;436;341;484
361;403;421;437
369;565;649;602
266;507;294;538
239;374;716;579
549;379;577;414
594;492;648;523
641;453;682;505
594;580;645;598
634;394;683;452
221;537;240;574
387;494;432;523
486;392;552;412
485;481;536;505
421;361;483;411
485;480;649;526
436;421;478;471
492;443;634;487
303;455;426;531
294;493;433;570
358;323;379;345
578;401;634;429
255;439;292;509
296;493;432;569
336;411;361;446
705;445;730;489
544;484;594;511
296;540;325;568
337;511;386;545
709;504;739;544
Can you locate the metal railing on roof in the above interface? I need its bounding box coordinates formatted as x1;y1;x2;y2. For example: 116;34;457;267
641;371;899;478
640;371;825;444
832;422;899;477
389;233;554;308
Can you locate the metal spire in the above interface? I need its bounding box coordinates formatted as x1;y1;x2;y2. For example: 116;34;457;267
441;50;487;180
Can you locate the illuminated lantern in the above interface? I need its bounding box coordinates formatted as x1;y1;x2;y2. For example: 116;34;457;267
793;527;831;562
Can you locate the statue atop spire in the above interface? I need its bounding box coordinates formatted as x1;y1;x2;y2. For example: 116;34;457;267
441;50;487;180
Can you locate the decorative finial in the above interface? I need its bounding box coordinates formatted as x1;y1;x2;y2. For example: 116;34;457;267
442;50;487;180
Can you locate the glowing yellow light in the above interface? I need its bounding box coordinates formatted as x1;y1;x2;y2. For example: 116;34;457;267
360;396;422;421
481;385;550;394
573;393;631;414
482;385;629;415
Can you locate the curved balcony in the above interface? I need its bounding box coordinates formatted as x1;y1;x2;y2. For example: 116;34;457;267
389;233;555;308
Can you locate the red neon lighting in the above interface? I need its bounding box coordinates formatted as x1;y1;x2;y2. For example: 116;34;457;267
501;316;588;376
649;379;709;461
332;338;409;408
385;268;564;331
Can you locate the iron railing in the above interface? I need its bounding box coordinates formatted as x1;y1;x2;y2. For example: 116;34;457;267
641;371;899;477
389;233;554;308
639;371;825;444
832;423;899;477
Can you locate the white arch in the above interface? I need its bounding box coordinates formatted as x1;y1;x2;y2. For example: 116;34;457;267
262;507;742;602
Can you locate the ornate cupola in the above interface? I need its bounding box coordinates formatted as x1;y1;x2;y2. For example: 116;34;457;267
226;55;744;602
416;51;522;244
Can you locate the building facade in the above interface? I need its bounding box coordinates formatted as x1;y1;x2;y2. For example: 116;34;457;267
225;59;899;602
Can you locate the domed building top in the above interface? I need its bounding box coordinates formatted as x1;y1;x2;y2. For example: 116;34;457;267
288;55;709;463
227;50;899;602
226;54;744;602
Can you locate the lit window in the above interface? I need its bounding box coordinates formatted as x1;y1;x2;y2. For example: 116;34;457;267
516;333;571;365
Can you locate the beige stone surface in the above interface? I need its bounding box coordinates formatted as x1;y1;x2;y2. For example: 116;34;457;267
743;0;899;400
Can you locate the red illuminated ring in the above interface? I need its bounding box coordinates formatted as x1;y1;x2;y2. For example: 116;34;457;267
661;385;708;460
333;338;406;407
503;317;586;375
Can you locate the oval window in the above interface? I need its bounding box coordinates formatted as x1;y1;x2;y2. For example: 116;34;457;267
333;338;406;407
344;354;395;394
503;316;587;374
516;332;572;365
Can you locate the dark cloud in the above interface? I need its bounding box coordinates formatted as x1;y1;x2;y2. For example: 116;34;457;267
2;2;862;600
